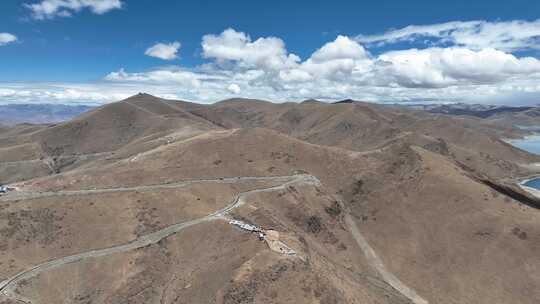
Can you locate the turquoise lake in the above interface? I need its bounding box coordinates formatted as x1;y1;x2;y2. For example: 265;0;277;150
523;178;540;190
507;134;540;190
507;134;540;156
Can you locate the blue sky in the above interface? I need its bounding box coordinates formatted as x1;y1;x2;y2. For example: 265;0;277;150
1;0;540;105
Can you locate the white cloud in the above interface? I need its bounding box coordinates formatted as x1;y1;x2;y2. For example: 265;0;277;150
25;0;123;20
0;33;17;46
105;68;203;87
3;68;540;106
92;33;540;104
376;47;540;88
300;35;372;81
227;83;241;94
0;84;130;105
145;41;181;60
3;25;540;106
202;28;300;70
310;35;369;62
204;34;370;83
279;69;313;82
356;19;540;52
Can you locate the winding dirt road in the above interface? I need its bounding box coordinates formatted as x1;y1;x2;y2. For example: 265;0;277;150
0;174;320;303
0;175;300;202
0;173;427;304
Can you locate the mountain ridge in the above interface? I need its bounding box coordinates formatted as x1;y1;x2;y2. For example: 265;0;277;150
1;93;540;303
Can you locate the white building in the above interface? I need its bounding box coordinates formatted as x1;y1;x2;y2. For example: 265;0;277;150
229;220;261;232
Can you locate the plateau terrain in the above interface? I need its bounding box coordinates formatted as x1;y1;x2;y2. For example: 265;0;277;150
0;94;539;304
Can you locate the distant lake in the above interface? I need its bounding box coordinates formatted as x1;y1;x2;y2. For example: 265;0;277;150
523;178;540;190
506;134;540;156
506;134;540;190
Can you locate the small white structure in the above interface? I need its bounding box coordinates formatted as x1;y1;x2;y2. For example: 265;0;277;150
0;185;8;194
229;220;262;233
229;220;298;257
229;219;267;240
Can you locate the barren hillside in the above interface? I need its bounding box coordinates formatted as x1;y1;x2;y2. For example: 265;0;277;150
0;94;539;304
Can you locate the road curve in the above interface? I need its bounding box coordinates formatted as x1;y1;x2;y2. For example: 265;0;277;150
0;174;320;303
0;173;426;304
345;214;429;304
0;175;300;202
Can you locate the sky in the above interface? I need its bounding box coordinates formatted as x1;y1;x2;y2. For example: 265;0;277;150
1;0;540;105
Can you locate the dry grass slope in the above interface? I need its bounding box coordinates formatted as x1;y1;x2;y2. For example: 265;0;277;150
1;94;540;304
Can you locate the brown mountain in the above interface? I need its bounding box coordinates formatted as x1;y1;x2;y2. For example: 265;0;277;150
0;94;539;304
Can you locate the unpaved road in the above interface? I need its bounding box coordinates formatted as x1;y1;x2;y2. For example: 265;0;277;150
0;175;300;202
0;173;426;304
0;152;116;167
0;174;320;303
345;214;429;304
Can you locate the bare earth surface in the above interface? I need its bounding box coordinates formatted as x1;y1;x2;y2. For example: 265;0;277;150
0;94;539;303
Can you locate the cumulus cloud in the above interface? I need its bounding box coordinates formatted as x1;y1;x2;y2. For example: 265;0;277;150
356;19;540;52
105;67;204;87
376;47;540;88
310;35;369;62
202;28;300;70
25;0;123;20
0;84;130;105
227;83;241;94
0;33;17;46
3;25;540;106
93;31;540;105
201;33;370;82
278;69;313;82
300;35;372;81
145;42;181;60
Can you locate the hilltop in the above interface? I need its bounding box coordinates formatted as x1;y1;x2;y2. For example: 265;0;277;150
0;94;539;304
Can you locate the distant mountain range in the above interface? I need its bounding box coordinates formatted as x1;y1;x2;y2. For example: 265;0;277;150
3;101;540;127
329;100;540;119
405;103;539;119
0;104;95;126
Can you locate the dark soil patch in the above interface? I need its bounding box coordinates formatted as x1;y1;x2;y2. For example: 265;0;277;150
306;216;322;234
0;208;63;249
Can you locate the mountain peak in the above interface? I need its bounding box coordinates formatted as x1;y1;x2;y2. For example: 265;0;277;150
301;99;323;104
124;92;162;101
333;99;356;104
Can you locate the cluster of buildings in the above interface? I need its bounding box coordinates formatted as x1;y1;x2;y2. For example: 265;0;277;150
229;219;297;256
229;219;266;240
